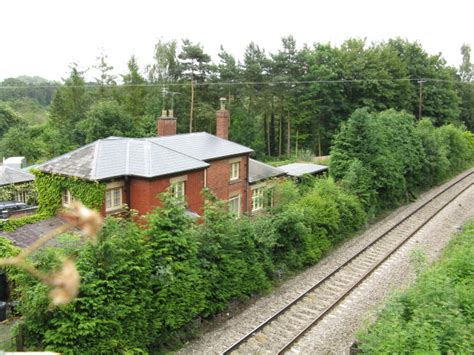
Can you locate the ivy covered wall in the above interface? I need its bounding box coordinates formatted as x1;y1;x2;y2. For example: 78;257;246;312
33;170;106;216
0;181;37;205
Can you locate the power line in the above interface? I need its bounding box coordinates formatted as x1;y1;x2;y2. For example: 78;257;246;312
0;78;471;89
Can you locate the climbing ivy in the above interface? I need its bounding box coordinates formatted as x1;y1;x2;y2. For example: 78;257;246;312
0;181;37;205
33;170;106;216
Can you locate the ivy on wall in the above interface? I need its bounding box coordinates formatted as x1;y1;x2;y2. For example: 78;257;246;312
0;181;37;205
33;170;106;216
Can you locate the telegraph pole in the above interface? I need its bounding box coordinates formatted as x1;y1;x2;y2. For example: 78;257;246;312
417;80;426;119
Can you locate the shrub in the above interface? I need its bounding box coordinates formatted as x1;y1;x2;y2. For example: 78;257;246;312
357;220;474;353
20;218;154;353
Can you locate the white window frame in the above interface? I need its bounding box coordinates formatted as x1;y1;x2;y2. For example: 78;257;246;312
171;180;186;201
230;162;240;181
252;187;265;212
228;194;241;217
62;190;74;207
105;187;123;212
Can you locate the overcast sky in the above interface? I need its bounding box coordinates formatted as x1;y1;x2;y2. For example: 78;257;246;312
1;0;472;82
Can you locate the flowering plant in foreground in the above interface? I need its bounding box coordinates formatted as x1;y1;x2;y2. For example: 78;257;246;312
0;202;103;306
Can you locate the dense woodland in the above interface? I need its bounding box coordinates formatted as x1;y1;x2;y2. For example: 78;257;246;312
0;37;473;163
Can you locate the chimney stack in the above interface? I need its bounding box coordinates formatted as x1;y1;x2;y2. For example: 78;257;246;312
216;97;230;140
157;110;177;136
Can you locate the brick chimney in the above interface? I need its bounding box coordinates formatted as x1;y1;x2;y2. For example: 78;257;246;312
216;98;230;140
157;109;177;136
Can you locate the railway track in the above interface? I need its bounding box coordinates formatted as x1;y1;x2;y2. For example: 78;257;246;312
222;170;474;355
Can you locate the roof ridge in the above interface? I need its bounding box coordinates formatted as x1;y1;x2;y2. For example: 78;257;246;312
147;139;209;166
37;139;99;170
90;140;100;180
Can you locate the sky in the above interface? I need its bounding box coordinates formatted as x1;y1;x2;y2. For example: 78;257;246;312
1;0;473;82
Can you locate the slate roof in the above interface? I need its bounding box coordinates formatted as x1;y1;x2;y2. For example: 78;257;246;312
278;163;328;177
1;217;74;248
37;133;253;181
150;132;253;161
0;166;34;186
249;159;285;184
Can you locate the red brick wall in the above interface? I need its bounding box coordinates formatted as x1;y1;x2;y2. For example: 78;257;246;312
157;117;177;136
128;169;205;216
206;154;250;214
216;109;230;140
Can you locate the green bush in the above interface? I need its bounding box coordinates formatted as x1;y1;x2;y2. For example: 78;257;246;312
357;220;474;353
0;212;49;232
331;108;474;212
145;193;207;343
20;218;154;353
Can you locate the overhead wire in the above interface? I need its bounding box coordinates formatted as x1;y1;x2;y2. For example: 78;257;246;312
0;78;472;89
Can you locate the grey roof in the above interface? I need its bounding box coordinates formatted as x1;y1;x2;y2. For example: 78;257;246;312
249;159;285;184
37;137;209;181
150;132;253;161
0;166;34;186
278;163;328;177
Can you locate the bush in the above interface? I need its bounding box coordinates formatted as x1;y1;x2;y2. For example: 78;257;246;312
357;220;474;353
20;218;154;353
145;193;207;344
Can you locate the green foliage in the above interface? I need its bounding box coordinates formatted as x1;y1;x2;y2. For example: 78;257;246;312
77;100;135;143
0;236;21;280
0;181;37;205
358;219;474;353
0;102;22;138
21;218;154;353
0;213;49;232
33;170;105;216
145;192;207;341
195;191;272;316
331;108;473;213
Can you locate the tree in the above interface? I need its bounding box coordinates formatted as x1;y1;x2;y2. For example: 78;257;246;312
458;44;474;129
0;124;47;162
77;100;133;143
120;55;147;119
49;63;90;149
94;51;117;98
0;102;22;138
178;39;212;132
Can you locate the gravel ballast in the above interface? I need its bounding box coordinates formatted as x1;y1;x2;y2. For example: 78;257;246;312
178;171;474;354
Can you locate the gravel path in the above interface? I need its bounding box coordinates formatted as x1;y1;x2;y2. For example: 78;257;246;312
178;170;474;355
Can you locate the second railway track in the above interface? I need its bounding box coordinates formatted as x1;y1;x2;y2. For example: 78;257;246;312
222;170;474;355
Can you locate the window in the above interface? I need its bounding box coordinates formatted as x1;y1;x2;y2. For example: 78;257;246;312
228;194;241;217
171;181;185;201
105;187;122;211
16;191;28;203
252;187;265;212
62;190;74;206
230;162;240;181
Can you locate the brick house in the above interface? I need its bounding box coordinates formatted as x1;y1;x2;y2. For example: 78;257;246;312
36;100;281;217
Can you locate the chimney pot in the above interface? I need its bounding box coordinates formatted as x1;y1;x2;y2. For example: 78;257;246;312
220;97;226;110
